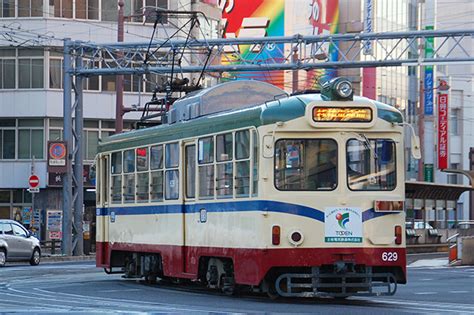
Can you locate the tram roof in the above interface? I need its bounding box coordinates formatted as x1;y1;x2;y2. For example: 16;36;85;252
98;92;403;153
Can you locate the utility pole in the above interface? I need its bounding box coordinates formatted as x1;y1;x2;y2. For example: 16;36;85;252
115;0;125;134
62;38;73;256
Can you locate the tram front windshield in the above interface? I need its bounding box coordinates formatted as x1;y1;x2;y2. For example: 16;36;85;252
346;138;396;191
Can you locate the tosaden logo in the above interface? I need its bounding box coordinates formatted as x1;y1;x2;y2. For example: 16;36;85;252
336;212;349;229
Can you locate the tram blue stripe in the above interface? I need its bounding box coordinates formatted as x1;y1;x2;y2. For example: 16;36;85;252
96;201;392;223
97;200;325;222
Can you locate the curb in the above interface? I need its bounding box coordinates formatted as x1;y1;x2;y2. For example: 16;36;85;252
41;254;96;263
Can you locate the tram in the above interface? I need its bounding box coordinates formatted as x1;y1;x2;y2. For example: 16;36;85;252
95;77;417;298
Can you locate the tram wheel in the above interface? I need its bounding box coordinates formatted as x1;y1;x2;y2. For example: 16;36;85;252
145;274;157;284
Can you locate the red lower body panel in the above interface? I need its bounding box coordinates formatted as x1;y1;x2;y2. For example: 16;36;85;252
96;241;406;285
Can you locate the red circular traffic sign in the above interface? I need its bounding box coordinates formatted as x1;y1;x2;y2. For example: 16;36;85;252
29;175;39;188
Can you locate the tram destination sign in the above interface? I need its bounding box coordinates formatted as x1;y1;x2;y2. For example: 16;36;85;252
313;106;373;122
47;141;67;173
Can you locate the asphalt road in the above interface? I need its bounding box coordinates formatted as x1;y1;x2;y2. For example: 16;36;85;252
0;259;473;314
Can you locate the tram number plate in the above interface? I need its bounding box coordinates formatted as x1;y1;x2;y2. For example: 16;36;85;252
382;252;398;262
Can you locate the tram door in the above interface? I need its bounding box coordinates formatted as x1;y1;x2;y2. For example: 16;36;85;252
98;155;109;265
183;143;196;273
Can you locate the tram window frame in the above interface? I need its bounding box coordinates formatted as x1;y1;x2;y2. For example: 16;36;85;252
136;147;149;203
111;172;122;204
274;138;338;191
165;142;180;200
111;151;122;174
216;133;233;162
150;144;164;202
252;130;259;197
235;130;250;160
150;145;163;170
346;138;397;191
136;147;149;171
198;136;215;199
235;130;251;198
111;151;122;204
216;132;233;199
123;149;135;203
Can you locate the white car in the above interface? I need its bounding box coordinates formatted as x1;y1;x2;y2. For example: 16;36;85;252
0;219;41;267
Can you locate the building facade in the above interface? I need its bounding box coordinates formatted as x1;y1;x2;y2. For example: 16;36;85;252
0;0;221;240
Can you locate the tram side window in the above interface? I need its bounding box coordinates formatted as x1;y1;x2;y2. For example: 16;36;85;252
111;152;122;174
123;149;135;203
136;147;149;203
150;145;164;202
274;139;337;191
216;133;233;198
252;130;259;196
235;130;250;197
198;136;214;199
111;152;122;204
165;142;179;200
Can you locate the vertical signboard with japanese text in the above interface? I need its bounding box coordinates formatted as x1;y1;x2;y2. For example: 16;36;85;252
438;93;448;169
424;26;434;115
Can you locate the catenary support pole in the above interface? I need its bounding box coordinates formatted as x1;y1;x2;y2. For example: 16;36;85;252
73;53;84;256
115;0;125;134
62;38;73;256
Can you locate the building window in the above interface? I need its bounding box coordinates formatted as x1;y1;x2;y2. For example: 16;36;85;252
450;108;460;136
18;0;43;17
51;0;73;18
18;49;44;89
83;130;99;160
49;58;63;89
18;119;44;159
0;49;16;89
0;119;15;160
447;163;461;184
76;0;99;20
101;0;117;21
124;0;168;23
0;0;15;17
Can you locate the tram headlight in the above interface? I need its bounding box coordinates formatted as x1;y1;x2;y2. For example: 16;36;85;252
288;230;304;247
320;77;354;101
335;80;353;99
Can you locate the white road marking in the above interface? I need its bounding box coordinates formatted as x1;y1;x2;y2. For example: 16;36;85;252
414;292;437;295
420;278;433;281
102;288;142;293
449;290;470;294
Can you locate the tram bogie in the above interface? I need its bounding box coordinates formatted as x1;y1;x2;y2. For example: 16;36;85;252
96;78;409;298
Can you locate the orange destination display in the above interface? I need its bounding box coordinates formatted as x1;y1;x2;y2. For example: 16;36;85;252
313;107;373;122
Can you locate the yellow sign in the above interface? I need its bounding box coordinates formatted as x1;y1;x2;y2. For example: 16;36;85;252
313;107;372;122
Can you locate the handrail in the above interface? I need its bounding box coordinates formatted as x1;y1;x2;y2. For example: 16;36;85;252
446;233;459;243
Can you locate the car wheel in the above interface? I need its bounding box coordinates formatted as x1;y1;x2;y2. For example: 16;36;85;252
0;249;6;267
30;248;41;266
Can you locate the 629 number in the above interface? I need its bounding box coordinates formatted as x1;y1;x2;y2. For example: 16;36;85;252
382;252;398;262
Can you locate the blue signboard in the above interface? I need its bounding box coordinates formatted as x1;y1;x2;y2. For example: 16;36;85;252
424;68;434;115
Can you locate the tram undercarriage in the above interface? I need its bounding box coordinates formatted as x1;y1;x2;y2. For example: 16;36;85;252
105;250;402;299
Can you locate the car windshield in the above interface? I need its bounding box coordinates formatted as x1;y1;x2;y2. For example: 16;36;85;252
346;138;396;190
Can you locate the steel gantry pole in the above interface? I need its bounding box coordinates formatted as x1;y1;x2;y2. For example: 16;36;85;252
73;53;84;256
62;39;73;256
